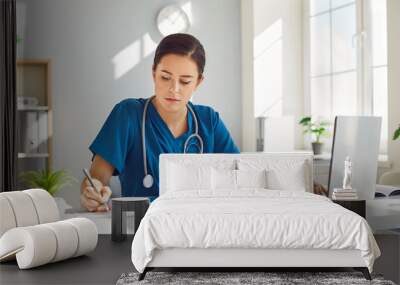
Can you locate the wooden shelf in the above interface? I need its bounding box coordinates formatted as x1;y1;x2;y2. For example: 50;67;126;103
16;59;53;178
18;106;49;111
18;153;49;158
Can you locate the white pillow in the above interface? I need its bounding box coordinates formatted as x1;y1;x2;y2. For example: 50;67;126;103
211;168;268;190
167;162;212;191
211;168;237;190
266;161;307;191
238;159;309;192
236;169;267;189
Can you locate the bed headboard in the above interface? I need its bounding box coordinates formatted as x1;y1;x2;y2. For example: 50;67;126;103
159;152;314;196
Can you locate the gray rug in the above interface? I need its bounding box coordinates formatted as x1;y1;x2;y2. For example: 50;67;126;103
116;271;396;285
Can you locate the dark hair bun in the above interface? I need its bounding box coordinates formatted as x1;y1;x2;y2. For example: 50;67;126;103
153;33;205;76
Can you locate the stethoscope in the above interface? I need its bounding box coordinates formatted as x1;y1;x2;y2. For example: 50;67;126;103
142;95;204;188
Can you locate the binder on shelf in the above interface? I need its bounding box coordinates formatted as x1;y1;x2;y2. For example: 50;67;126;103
22;111;39;153
37;112;48;153
19;110;48;154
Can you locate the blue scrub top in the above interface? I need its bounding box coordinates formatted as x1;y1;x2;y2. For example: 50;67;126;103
89;98;240;200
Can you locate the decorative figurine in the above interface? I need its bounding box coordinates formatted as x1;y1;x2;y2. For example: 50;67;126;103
342;156;352;190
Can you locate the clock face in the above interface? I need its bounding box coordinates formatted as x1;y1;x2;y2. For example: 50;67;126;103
157;5;190;36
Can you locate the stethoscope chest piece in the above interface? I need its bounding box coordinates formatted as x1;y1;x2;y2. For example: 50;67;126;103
143;174;154;188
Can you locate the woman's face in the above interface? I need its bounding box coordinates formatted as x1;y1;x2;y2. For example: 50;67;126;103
152;53;203;113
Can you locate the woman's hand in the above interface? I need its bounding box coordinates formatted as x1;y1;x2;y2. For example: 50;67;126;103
313;182;328;196
80;155;114;212
80;177;112;212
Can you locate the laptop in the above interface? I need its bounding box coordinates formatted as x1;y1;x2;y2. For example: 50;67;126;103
327;116;382;200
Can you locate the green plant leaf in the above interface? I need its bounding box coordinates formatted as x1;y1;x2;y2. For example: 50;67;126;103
19;169;77;196
312;128;324;134
299;117;311;125
299;116;332;142
394;126;400;140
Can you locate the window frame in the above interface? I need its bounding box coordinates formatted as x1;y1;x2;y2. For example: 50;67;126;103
303;0;388;153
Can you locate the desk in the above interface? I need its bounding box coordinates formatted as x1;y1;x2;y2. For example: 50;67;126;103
367;197;400;230
0;235;134;285
1;234;398;284
373;230;400;284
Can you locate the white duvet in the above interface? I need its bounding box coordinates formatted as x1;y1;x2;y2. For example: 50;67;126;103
131;189;380;273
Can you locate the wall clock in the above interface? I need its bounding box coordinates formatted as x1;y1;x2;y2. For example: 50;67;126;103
156;5;191;36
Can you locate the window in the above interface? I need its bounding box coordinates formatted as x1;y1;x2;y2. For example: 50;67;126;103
370;0;388;154
306;0;388;153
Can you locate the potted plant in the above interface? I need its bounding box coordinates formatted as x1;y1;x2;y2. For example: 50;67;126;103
299;116;330;155
19;169;76;196
19;169;77;213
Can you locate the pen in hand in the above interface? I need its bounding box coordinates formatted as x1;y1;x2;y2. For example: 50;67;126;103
82;168;109;211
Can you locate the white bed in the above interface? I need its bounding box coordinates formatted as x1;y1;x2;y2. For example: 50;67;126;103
131;153;380;280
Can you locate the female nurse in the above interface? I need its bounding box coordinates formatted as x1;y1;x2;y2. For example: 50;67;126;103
80;33;240;212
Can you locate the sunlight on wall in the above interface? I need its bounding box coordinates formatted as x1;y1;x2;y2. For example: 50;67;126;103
253;19;283;118
112;40;141;79
111;2;193;79
143;33;157;58
112;2;192;80
181;2;193;25
112;33;157;79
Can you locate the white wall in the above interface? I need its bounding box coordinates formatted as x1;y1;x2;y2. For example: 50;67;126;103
241;0;304;151
241;0;255;152
387;0;400;170
17;0;242;208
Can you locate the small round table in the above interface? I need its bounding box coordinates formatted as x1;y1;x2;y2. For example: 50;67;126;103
111;197;150;242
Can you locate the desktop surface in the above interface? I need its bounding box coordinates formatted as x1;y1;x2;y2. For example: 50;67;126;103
367;196;400;231
0;235;134;285
1;233;398;284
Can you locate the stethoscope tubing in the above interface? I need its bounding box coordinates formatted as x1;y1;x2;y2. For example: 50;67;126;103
142;95;203;188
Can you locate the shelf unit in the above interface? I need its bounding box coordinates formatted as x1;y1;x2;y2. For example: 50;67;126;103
18;153;50;159
16;59;53;188
18;106;49;111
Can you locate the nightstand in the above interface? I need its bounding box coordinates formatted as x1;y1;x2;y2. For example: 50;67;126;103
332;199;366;218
